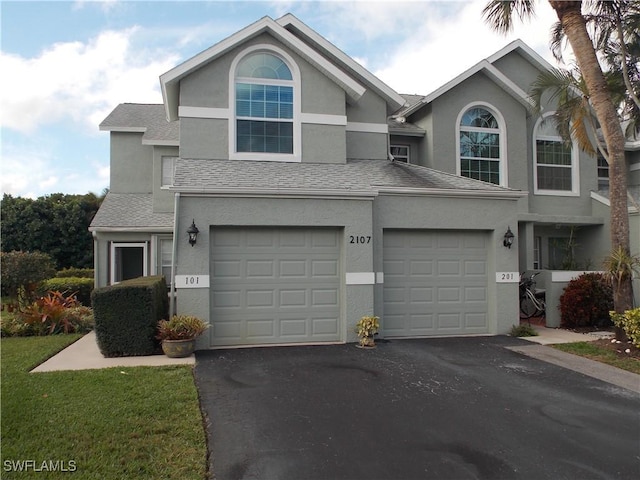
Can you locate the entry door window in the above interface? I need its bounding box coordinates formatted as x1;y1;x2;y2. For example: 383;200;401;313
110;243;148;284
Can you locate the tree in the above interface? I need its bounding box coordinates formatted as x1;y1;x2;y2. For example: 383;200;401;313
0;193;102;269
483;0;634;318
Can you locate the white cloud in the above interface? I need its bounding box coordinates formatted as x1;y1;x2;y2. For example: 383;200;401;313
358;0;557;95
0;27;180;134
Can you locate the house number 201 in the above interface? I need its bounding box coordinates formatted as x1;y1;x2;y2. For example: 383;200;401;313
350;235;371;244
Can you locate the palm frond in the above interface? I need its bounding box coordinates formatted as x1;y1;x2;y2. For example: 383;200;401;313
482;0;536;34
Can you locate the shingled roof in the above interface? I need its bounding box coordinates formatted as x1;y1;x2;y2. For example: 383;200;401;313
173;158;521;197
89;193;174;231
100;104;179;146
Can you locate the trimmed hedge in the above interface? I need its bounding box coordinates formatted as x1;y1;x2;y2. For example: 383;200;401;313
38;277;94;306
91;276;168;357
56;267;94;279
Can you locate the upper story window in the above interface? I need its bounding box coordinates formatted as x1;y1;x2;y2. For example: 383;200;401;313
458;105;504;185
234;51;294;156
597;153;609;189
390;145;410;163
161;156;177;187
533;113;579;196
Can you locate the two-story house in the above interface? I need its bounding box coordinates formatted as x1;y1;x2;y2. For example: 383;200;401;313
90;14;638;349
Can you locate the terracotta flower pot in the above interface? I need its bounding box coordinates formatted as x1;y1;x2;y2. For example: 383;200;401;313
161;338;196;358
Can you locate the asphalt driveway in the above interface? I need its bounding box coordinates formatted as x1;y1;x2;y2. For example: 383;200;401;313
195;336;640;480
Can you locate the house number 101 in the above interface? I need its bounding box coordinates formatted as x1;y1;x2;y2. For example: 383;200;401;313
175;275;210;288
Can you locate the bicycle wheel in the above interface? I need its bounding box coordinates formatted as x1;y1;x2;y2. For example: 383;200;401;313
520;294;538;318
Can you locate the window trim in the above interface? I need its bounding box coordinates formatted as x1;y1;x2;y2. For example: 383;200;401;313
109;242;148;285
390;144;410;163
455;102;508;187
533;112;580;196
229;44;301;162
161;156;177;188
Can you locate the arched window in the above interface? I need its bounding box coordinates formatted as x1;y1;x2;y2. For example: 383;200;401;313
533;113;579;195
458;106;503;185
234;52;294;155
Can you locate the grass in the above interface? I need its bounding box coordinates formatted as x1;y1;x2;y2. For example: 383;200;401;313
552;341;640;375
1;335;207;479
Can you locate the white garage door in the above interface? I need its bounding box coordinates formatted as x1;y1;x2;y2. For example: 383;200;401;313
210;227;341;347
383;230;489;337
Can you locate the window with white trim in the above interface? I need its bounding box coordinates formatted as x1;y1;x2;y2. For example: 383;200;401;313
597;153;609;189
390;145;410;163
161;156;177;187
110;242;148;285
235;52;293;154
159;238;173;286
459;106;502;185
534;114;579;195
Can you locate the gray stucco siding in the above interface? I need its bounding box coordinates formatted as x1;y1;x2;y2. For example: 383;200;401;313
346;90;388;124
346;131;388;160
109;133;154;193
491;51;544;95
179;118;228;160
302;124;345;163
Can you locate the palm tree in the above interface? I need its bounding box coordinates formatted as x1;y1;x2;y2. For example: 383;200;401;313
483;0;633;315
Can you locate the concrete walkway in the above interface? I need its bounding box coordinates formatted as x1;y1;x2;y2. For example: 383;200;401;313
30;325;615;374
30;331;194;373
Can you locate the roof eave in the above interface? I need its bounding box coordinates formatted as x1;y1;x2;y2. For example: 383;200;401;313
160;16;367;122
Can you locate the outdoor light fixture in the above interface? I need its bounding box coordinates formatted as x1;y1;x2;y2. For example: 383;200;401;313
503;226;515;249
187;219;199;247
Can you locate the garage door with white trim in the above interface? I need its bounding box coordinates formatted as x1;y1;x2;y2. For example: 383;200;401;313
383;230;488;337
210;227;341;347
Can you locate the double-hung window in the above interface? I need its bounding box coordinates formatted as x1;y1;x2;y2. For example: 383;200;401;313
459;106;503;185
235;52;294;155
534;113;579;195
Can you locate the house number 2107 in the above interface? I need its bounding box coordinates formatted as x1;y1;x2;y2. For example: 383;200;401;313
350;235;371;244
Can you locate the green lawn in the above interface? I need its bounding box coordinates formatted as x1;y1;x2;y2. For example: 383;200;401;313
1;335;207;479
552;341;640;375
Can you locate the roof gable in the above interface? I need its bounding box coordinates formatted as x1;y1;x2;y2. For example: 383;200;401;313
276;14;406;114
399;39;555;119
160;15;373;121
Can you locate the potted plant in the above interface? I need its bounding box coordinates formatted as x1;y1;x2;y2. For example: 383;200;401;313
156;315;208;358
355;315;380;348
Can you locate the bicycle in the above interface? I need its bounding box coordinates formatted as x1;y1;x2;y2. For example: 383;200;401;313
519;272;546;319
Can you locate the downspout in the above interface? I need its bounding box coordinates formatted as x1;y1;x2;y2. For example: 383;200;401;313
170;192;180;317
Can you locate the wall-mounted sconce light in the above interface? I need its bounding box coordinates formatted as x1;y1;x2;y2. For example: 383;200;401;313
503;226;515;249
187;219;199;247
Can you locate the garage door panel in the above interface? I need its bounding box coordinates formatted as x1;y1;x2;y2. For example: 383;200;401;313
311;259;339;277
383;230;488;337
211;227;341;346
437;260;461;276
246;260;274;278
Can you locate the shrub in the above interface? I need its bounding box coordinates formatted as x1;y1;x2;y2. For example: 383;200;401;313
559;273;613;328
0;251;56;304
510;323;539;337
39;277;94;306
611;308;640;348
92;276;168;357
14;291;94;336
56;267;94;279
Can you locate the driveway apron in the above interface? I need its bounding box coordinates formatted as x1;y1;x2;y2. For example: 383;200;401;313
195;336;640;480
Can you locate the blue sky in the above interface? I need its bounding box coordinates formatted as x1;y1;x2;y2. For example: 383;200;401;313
1;0;559;198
